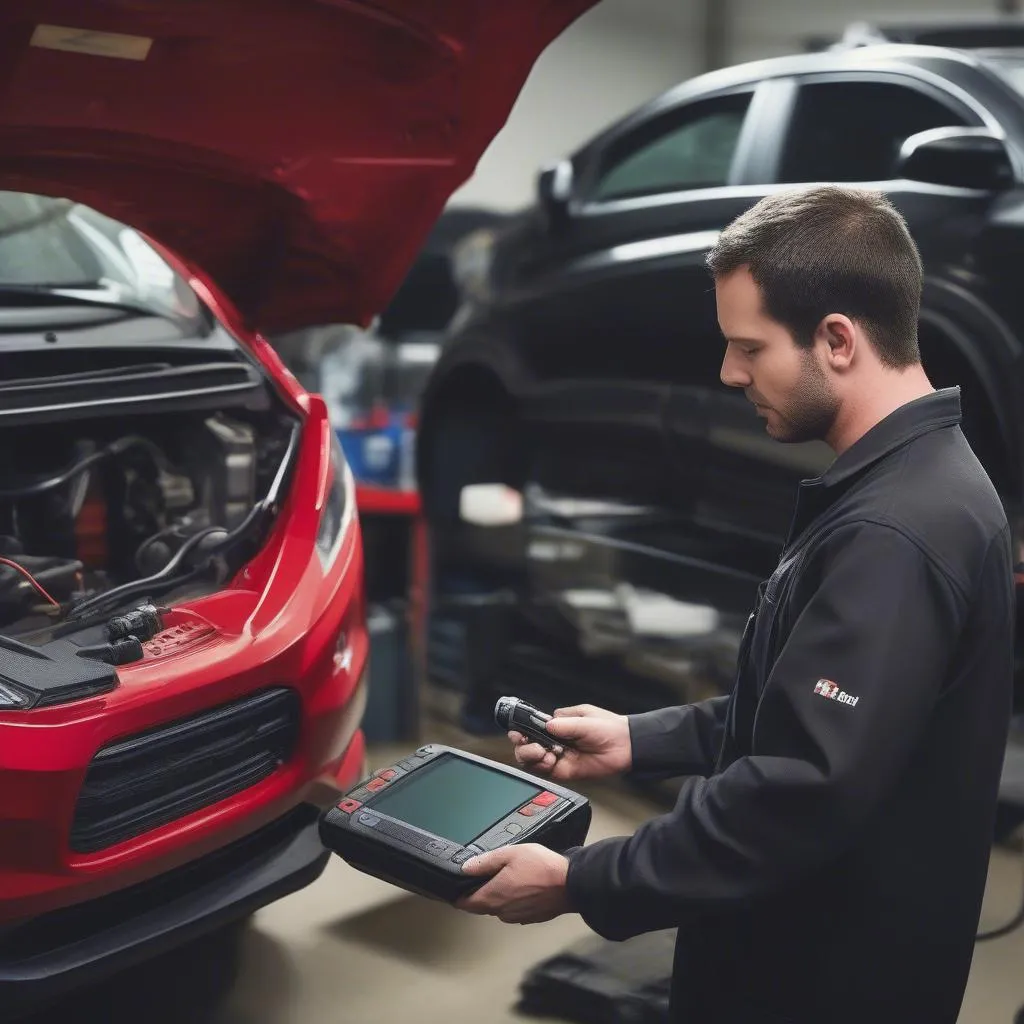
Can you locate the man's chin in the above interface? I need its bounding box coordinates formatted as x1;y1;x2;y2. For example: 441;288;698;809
763;417;799;444
766;422;820;445
761;413;782;440
757;406;813;443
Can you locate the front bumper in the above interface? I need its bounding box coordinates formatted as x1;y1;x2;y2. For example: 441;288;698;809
0;803;329;1017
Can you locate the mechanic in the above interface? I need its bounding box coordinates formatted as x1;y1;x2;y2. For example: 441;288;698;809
455;185;1016;1023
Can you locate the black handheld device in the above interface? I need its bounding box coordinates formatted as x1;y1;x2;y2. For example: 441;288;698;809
494;695;574;752
319;744;591;902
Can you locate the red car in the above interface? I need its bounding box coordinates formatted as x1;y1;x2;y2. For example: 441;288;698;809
0;0;595;1014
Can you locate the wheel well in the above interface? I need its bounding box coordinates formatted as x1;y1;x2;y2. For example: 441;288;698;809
919;323;1012;497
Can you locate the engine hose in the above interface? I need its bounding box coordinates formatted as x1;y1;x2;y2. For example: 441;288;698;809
0;435;172;500
134;521;198;574
65;525;227;621
69;524;227;617
64;503;268;623
75;637;145;666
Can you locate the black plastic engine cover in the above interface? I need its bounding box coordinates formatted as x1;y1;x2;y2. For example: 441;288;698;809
0;634;117;709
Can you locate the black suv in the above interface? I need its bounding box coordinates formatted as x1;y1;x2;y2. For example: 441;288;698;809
417;43;1024;723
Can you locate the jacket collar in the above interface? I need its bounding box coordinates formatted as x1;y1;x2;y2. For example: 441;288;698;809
819;387;962;489
785;388;962;548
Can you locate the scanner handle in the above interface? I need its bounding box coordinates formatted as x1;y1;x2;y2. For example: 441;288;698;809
494;696;575;752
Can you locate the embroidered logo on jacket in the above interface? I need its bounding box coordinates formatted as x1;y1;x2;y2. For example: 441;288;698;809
814;679;859;706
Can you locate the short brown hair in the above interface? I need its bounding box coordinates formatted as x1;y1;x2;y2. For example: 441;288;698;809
706;186;923;368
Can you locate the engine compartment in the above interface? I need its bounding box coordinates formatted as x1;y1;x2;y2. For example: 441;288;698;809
0;410;297;637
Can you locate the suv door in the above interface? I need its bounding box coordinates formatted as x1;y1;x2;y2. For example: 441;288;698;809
520;82;779;511
698;71;990;551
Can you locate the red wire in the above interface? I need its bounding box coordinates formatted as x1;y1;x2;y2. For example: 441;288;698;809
0;557;59;608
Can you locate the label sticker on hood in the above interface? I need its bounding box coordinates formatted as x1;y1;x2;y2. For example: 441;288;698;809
31;25;153;61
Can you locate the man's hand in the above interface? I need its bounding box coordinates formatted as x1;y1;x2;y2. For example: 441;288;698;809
455;844;571;924
510;703;632;781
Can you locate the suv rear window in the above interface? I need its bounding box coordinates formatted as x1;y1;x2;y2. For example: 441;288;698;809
778;80;970;184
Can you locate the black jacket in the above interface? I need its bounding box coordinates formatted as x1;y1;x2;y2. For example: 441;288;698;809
565;389;1015;1024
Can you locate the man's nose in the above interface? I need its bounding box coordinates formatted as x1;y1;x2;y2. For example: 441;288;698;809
720;350;751;389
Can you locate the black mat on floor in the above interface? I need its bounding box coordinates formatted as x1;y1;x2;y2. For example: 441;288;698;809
516;929;675;1024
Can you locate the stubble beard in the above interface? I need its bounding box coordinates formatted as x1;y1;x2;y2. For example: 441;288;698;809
765;349;839;444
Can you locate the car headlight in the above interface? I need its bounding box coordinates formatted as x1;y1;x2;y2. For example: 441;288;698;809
316;432;357;570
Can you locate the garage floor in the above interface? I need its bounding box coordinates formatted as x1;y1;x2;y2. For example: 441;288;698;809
21;700;1024;1024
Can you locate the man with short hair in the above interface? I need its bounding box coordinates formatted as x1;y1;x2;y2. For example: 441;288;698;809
456;186;1015;1024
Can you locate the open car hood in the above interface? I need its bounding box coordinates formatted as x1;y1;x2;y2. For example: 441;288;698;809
0;1;596;333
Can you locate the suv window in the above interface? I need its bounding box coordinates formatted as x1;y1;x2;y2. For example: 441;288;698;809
778;80;970;184
592;93;752;202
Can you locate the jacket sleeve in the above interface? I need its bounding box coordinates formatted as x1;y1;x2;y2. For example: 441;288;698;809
565;522;968;941
627;697;731;779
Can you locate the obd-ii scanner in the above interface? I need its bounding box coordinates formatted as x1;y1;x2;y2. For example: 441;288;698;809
319;744;591;902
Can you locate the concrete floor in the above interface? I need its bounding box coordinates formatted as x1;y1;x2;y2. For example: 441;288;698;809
21;708;1024;1024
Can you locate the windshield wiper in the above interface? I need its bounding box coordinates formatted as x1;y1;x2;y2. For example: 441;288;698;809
0;283;149;317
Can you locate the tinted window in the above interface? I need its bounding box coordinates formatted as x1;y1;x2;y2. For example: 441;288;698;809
593;93;751;202
779;80;970;184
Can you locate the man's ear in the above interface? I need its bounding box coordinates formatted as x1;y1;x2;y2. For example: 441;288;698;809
815;314;857;370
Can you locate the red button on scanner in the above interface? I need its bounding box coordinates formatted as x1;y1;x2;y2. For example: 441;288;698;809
367;778;388;791
338;798;362;813
532;792;558;807
377;769;398;781
518;805;538;817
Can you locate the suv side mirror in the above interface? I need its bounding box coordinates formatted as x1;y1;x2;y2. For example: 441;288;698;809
536;159;574;230
897;127;1015;191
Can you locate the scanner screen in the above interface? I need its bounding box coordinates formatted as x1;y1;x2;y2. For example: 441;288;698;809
369;755;542;845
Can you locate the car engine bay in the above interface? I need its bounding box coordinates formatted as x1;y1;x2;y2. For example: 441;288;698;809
0;410;297;641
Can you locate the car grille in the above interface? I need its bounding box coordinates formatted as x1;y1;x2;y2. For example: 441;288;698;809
70;687;301;854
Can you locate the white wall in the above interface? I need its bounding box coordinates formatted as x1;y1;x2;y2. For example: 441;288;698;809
448;0;702;212
727;1;1009;64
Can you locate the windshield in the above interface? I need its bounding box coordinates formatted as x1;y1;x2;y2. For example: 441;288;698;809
0;192;202;326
